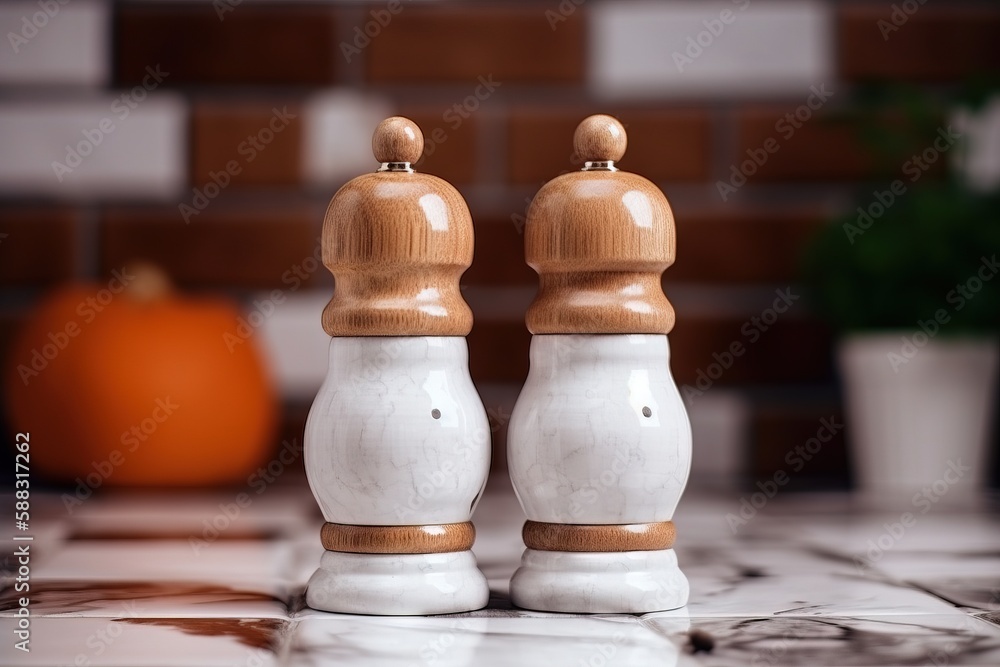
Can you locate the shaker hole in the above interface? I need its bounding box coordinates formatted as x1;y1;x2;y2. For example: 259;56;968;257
642;406;652;418
431;409;442;419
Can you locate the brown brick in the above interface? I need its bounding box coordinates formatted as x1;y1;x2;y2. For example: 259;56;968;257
100;205;320;290
272;400;311;492
670;314;833;387
839;6;1000;81
468;321;530;384
0;312;26;439
367;7;585;83
463;219;535;286
0;208;77;288
735;108;874;181
509;109;711;184
752;404;849;490
115;5;337;86
669;212;825;285
191;103;302;188
467;313;832;386
401;108;478;185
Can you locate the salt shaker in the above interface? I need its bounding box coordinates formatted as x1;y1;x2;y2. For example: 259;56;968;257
305;117;491;615
508;114;692;613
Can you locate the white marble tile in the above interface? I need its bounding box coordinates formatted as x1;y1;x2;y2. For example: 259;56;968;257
290;613;680;667
645;613;1000;667
590;0;833;98
33;540;292;585
0;0;109;86
6;488;1000;665
62;489;315;538
685;572;961;617
0;95;186;198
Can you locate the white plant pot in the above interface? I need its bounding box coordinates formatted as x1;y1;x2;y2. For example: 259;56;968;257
838;334;999;505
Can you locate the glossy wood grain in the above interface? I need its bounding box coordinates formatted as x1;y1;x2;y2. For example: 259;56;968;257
372;116;424;164
524;170;676;334
321;118;475;336
321;521;476;554
522;521;676;552
573;113;627;163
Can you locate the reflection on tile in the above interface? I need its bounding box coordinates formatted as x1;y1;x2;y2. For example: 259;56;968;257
2;616;286;667
0;580;289;619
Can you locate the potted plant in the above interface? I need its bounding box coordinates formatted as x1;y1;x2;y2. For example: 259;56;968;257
803;83;1000;504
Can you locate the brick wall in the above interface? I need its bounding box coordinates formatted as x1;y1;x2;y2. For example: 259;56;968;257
2;0;997;489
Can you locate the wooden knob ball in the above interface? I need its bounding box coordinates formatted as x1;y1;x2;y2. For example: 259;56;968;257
372;116;424;164
573;114;627;163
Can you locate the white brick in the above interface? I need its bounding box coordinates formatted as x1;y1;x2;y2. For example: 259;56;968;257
302;91;392;187
0;0;108;86
256;290;330;401
591;0;832;98
0;94;186;198
953;95;1000;193
686;390;750;489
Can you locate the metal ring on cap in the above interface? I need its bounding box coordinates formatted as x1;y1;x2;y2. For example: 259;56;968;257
582;160;618;172
377;162;415;173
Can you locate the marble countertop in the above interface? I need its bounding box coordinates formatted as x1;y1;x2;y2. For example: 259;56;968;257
2;480;999;666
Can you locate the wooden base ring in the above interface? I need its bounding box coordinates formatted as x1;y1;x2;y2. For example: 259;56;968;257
522;521;675;552
320;521;475;554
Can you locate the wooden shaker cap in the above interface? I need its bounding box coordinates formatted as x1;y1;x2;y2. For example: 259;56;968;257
524;114;677;335
320;116;475;337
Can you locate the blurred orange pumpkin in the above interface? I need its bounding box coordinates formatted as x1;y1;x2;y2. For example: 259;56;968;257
4;264;278;487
